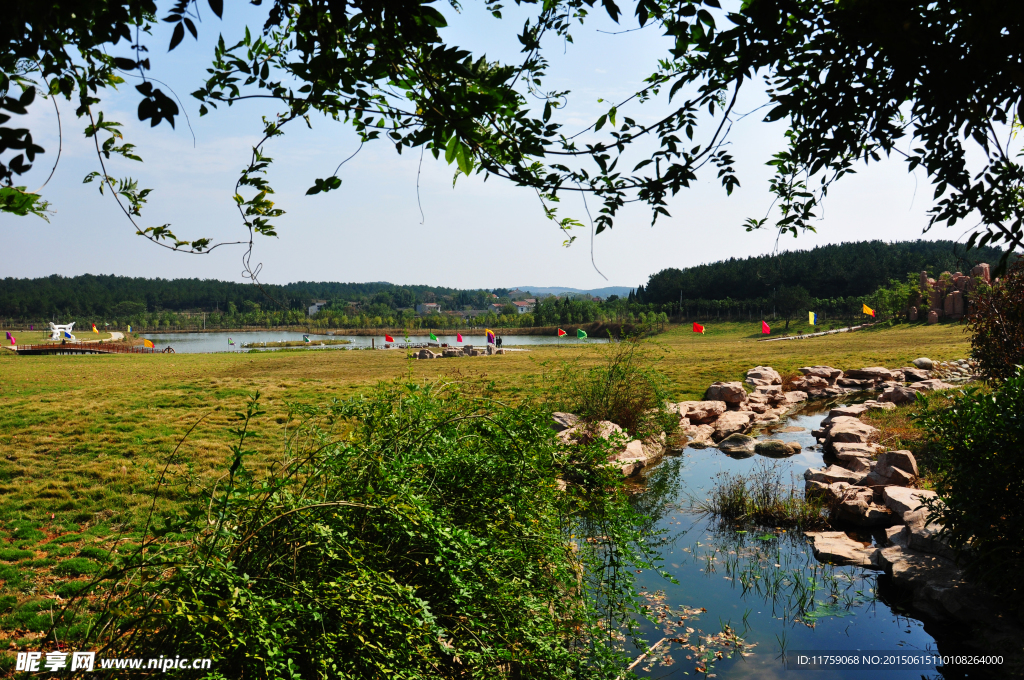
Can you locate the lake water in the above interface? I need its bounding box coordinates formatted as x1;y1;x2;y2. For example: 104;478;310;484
624;408;973;679
139;331;608;354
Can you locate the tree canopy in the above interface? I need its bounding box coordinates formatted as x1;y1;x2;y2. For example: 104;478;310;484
3;0;1022;270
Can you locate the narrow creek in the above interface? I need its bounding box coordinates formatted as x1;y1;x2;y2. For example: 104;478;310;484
623;404;982;680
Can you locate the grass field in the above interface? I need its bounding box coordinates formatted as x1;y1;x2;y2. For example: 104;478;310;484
0;320;971;645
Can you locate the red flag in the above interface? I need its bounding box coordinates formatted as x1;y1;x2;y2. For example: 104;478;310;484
692;322;705;334
456;333;463;343
557;328;567;337
762;320;771;334
385;334;395;343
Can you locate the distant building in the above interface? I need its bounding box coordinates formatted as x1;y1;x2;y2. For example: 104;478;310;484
308;300;328;316
489;303;505;314
513;299;536;314
416;303;441;314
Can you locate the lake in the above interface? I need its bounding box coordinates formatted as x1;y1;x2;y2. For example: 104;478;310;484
139;331;609;354
623;407;977;679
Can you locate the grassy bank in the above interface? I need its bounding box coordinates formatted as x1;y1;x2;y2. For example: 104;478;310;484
0;321;969;646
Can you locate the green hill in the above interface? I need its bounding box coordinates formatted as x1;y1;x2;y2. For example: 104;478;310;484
637;240;1004;304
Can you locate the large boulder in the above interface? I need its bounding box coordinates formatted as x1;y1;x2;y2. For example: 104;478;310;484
550;412;579;433
844;366;894;381
860;465;914;489
705;382;747;404
879;384;918;404
799;366;843;383
717;433;756;457
833;486;901;527
754;439;793;457
783;391;808;404
745;365;782;385
683;423;715;448
712;411;753;440
804;465;866;486
827;416;878;444
670;400;727;424
821;404;868;426
861;399;895;412
442;349;465;358
882;487;937;523
835;377;875;389
792;375;830;391
878;450;919;477
902;367;931;382
912;357;934;370
832;442;883;460
557;420;623;445
806;531;880;568
417;349;436;359
914;378;955;392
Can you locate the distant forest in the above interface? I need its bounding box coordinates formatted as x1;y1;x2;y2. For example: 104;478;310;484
0;277;495;319
635;240;1004;304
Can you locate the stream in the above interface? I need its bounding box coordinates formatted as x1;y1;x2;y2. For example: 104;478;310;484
624;406;985;680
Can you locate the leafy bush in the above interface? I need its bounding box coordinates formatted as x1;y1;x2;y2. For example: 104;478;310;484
555;337;673;439
966;256;1024;381
57;385;654;679
917;370;1024;602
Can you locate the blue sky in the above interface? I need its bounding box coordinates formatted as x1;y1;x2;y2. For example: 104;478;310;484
2;1;964;290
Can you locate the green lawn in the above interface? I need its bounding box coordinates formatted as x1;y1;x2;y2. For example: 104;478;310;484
0;320;971;646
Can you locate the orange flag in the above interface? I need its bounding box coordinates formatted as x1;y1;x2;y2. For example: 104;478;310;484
862;304;876;317
143;339;155;348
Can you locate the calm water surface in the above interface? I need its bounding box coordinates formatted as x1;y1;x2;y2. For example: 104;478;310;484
624;410;965;679
139;331;607;353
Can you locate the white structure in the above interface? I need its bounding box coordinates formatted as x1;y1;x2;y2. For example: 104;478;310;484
415;303;441;314
308;300;328;317
513;299;536;314
48;322;76;341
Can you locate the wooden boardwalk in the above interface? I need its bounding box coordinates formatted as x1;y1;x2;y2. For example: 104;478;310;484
10;343;171;356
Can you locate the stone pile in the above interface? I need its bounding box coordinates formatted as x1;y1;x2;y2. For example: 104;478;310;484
909;263;990;323
550;412;667;478
415;346;511;359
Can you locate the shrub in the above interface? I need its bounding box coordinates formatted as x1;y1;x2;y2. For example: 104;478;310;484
57;386;655;679
917;370;1024;604
0;549;35;561
966;256;1024;381
555;337;673;439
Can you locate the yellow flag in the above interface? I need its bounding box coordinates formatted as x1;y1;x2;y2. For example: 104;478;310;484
862;304;875;317
143;339;155;348
808;311;815;325
92;323;99;333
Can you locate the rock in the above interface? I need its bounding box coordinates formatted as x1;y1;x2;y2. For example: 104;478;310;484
878;450;919;477
558;420;623;445
712;411;753;440
754;439;794;457
442;348;464;357
684;423;715;448
927;309;939;324
900;522;955;560
799;365;843;383
823;386;849;398
861;466;915;489
971;262;991;284
832;442;882;460
836;377;875;389
745;365;782;385
821;404;868;424
550;412;579;433
912;357;934;369
747;401;769;414
827;416;878;444
879;384;918;404
785;441;802;454
804;465;865;486
717;433;756;457
861;399;896;412
671;400;727;424
834;486;900;527
845;366;893;381
792;375;830;391
914;378;955;391
882;487;937;521
846;456;874;473
705;382;747;404
806;531;880;568
783;391;807;404
908;306;918;321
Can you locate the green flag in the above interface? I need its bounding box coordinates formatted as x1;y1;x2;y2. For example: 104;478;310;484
576;329;587;339
429;332;438;341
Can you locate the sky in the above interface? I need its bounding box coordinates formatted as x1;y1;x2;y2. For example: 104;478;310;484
0;1;983;291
